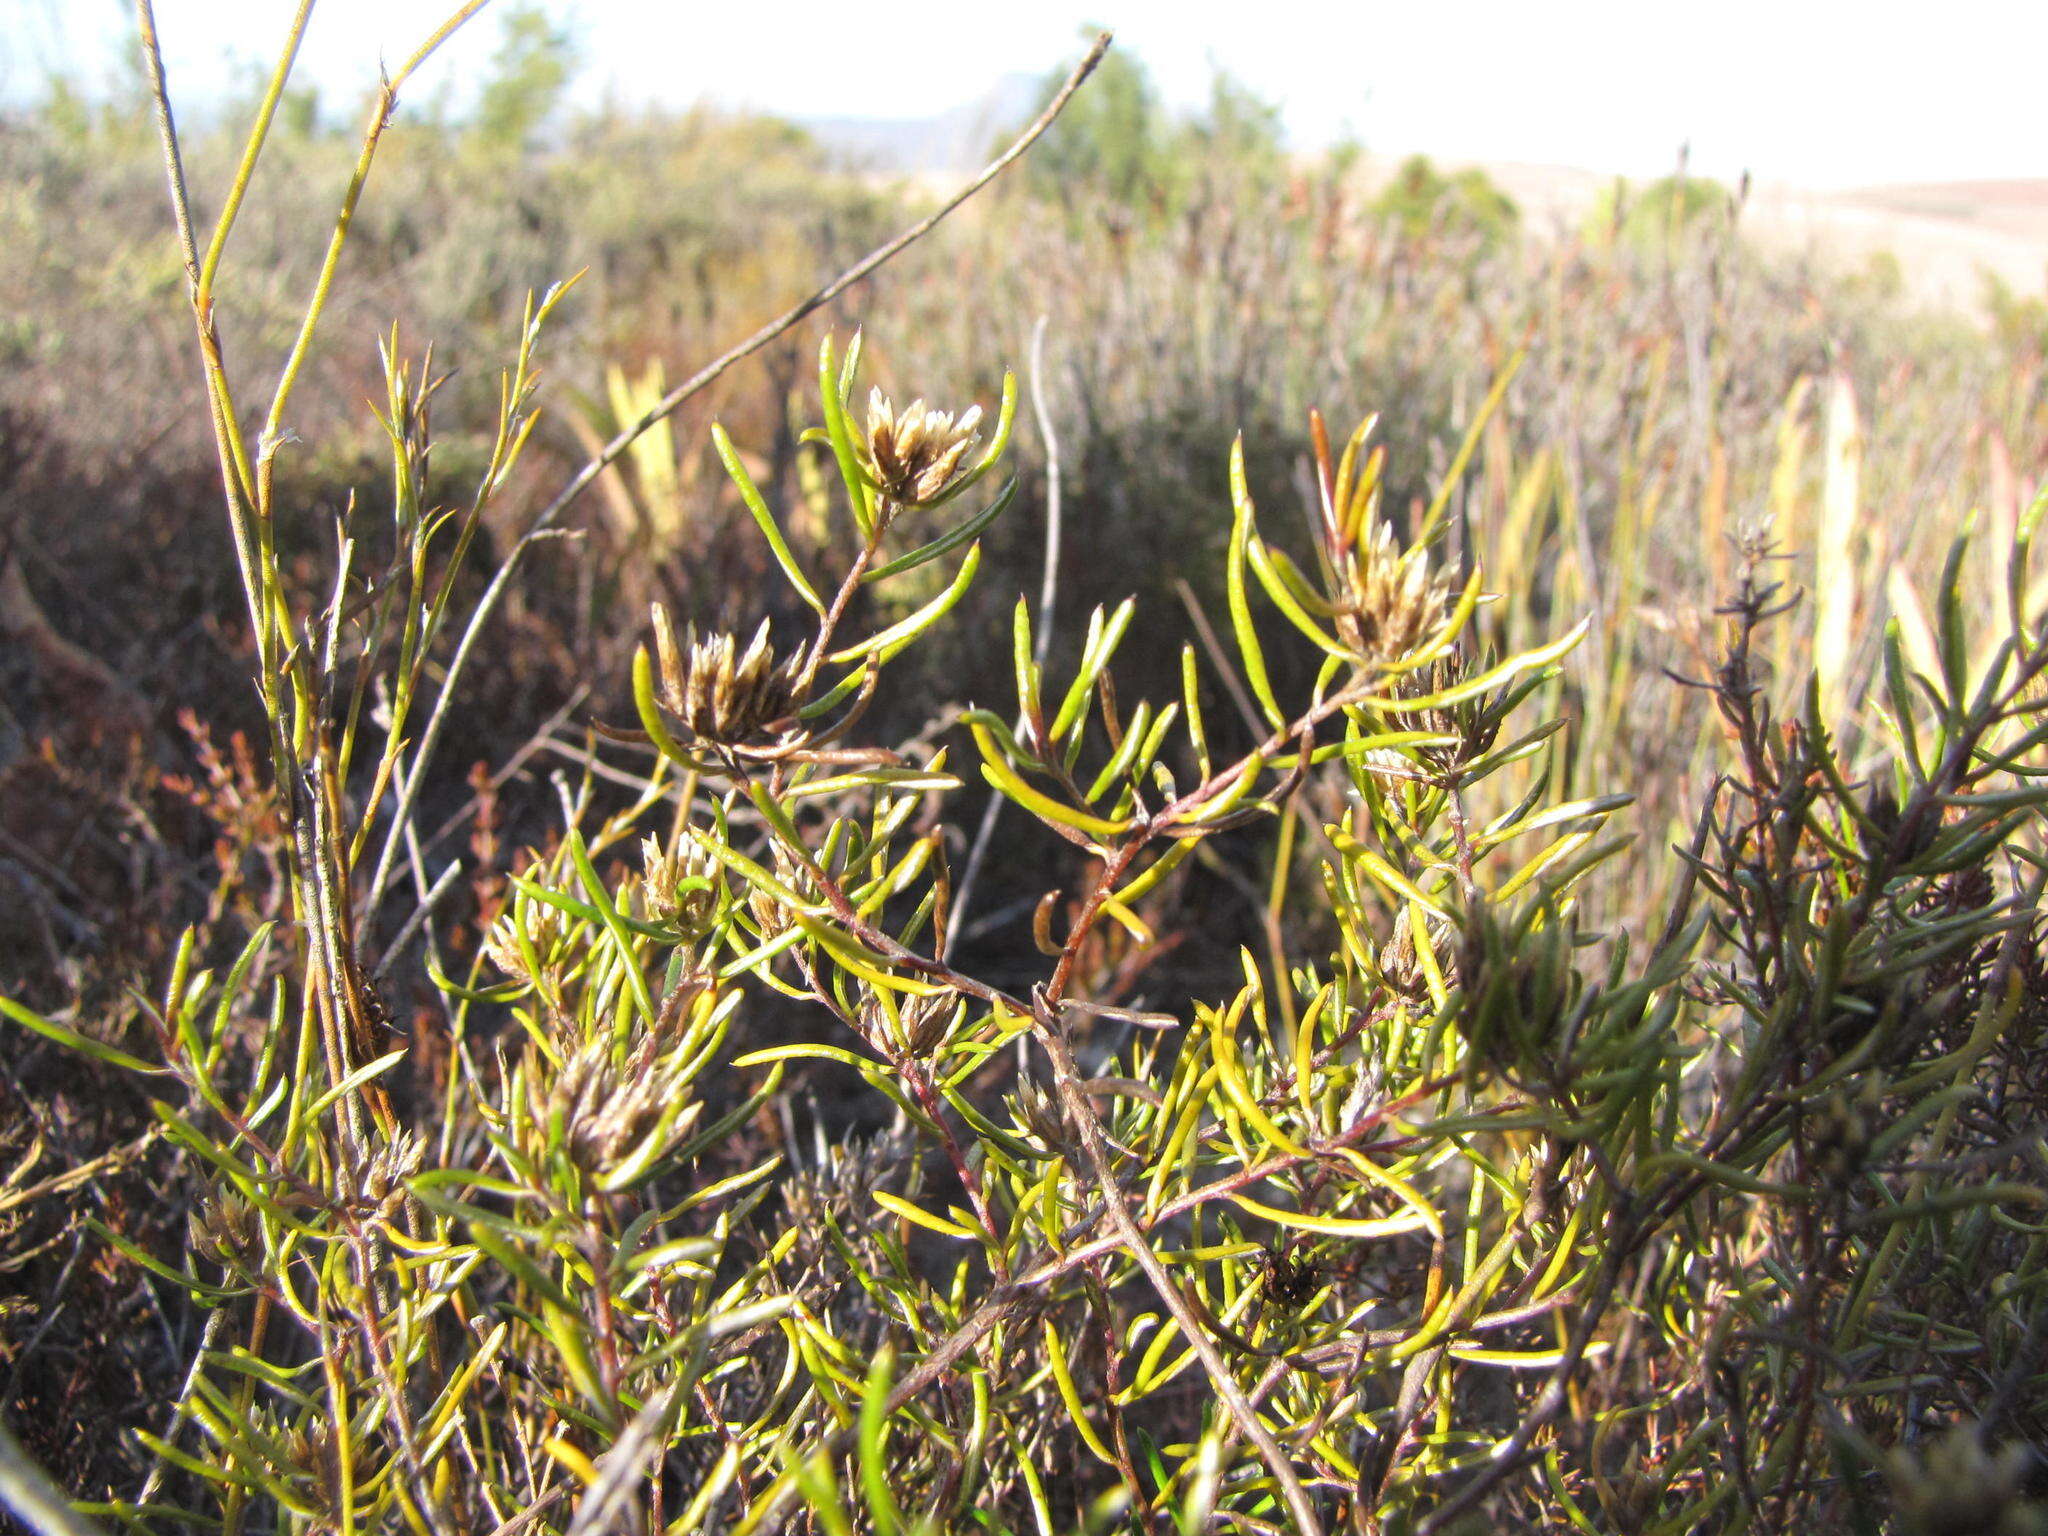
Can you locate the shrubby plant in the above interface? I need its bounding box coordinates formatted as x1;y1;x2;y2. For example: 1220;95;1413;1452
1586;170;1738;253
1369;156;1519;252
5;9;2048;1536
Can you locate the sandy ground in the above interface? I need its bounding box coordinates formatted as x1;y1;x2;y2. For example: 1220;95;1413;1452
1401;157;2048;310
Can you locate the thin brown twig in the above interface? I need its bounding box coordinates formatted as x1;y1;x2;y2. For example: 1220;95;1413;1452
366;34;1114;919
948;313;1064;961
0;1130;161;1217
1414;1215;1637;1534
1037;1007;1327;1536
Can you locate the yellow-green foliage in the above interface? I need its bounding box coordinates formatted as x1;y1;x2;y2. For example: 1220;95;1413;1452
1587;171;1738;251
5;13;2048;1536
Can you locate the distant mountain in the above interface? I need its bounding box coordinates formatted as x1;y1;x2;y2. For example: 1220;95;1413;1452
799;73;1045;176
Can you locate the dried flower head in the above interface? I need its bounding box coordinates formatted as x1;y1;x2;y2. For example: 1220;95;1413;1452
863;990;958;1055
240;1405;350;1518
526;1036;701;1183
1886;1423;2048;1536
1806;1077;1883;1187
1257;1242;1326;1313
1335;520;1455;668
1404;655;1501;772
744;843;818;946
1456;901;1590;1090
189;1188;263;1271
1010;1076;1069;1153
336;1131;424;1218
781;1125;918;1299
863;389;982;508
1598;1467;1663;1529
652;964;717;1041
639;835;720;934
1375;914;1435;999
650;606;804;746
482;878;572;984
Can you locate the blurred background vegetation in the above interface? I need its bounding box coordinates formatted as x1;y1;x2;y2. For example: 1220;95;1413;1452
7;5;2042;998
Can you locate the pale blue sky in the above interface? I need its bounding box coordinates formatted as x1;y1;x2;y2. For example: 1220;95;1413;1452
7;0;2045;189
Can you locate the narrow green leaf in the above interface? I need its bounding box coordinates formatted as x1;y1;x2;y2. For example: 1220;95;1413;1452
859;1346;906;1536
831;543;984;663
1182;643;1211;779
865;477;1017;582
971;723;1132;840
820;334;874;537
733;1042;880;1071
1248;536;1346;654
1086;700;1153;803
1227;438;1286;728
714;422;827;613
1051;597;1136;744
565;830;657;1023
0;996;167;1076
633;644;697;765
1419;349;1524;545
1012;597;1041;726
306;1048;407;1119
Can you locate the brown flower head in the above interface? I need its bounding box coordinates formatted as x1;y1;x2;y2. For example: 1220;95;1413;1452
1372;655;1502;779
482;880;572;984
744;842;818;945
525;1035;701;1183
1805;1079;1882;1188
862;989;958;1055
1335;520;1455;668
1009;1076;1070;1153
242;1406;355;1520
336;1130;425;1218
639;835;720;934
189;1188;263;1272
1375;914;1433;999
651;606;804;746
863;390;982;508
1886;1423;2048;1536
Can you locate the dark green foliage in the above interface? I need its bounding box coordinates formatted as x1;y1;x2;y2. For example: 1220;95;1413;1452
472;2;580;154
1011;33;1286;219
1015;31;1175;212
1372;154;1520;250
